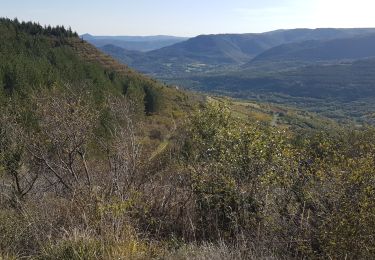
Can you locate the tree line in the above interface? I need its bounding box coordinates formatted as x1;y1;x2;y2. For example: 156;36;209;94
0;17;78;38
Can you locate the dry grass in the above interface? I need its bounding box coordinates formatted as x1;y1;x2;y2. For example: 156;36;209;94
164;241;278;260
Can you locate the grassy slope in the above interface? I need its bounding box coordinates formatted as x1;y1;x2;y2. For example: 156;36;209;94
70;38;202;153
207;96;341;132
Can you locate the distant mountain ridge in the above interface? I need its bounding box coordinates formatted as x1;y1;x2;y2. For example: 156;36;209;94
81;33;188;52
100;28;375;77
250;33;375;64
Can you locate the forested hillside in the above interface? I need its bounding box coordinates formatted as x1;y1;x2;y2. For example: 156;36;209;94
0;18;190;115
1;19;375;259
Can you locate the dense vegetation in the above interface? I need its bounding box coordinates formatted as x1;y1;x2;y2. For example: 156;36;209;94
2;99;375;259
1;19;375;259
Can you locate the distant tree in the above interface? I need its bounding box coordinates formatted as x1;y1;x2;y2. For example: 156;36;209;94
0;109;39;207
3;66;16;94
143;84;161;115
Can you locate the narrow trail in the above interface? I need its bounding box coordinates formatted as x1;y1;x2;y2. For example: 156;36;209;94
271;113;279;127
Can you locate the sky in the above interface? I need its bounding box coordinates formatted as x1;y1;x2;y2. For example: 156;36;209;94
1;0;375;36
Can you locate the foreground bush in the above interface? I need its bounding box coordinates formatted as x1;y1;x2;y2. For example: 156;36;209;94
1;97;375;259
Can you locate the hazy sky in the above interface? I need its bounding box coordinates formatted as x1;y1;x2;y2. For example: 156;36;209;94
1;0;375;36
